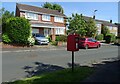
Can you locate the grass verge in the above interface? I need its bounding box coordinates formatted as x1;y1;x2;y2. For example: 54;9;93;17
6;66;94;84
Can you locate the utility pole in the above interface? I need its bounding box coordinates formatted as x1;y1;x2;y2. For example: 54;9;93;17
93;10;98;19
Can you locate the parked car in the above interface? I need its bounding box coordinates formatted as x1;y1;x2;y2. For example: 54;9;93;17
79;38;101;49
32;33;49;45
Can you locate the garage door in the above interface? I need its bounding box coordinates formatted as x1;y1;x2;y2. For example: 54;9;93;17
32;28;39;33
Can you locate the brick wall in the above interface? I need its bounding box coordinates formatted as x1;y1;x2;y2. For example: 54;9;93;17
17;11;66;41
37;14;66;27
15;6;20;16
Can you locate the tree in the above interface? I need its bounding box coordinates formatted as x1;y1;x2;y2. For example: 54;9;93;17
1;8;14;33
101;25;110;37
86;18;97;37
68;14;87;36
42;2;53;9
68;13;97;37
42;2;64;14
0;8;5;17
53;3;64;13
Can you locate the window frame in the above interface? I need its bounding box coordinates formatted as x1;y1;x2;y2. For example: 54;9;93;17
54;16;64;23
55;28;64;35
42;14;51;21
25;12;38;20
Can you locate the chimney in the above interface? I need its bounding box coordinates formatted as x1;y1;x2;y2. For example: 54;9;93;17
110;20;112;23
93;15;95;19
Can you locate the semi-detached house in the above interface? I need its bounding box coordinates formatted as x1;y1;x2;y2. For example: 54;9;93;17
83;16;118;36
16;3;67;41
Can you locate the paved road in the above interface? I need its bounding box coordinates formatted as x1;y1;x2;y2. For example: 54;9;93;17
2;45;118;82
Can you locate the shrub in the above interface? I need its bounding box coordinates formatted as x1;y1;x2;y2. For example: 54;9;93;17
6;17;31;45
111;34;116;42
47;36;52;42
116;36;120;39
105;33;116;43
2;33;12;43
27;37;35;46
56;35;67;42
51;41;58;46
95;34;103;41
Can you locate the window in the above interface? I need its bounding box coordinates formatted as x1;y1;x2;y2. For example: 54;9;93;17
55;28;64;34
42;15;51;21
96;24;101;28
26;12;38;20
91;38;97;42
32;29;39;33
54;16;64;23
109;26;112;30
88;38;92;42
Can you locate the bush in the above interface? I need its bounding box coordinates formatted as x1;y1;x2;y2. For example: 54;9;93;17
116;36;120;39
56;35;67;42
46;36;52;42
105;33;116;43
95;34;103;41
2;33;12;43
51;41;58;46
6;17;31;45
27;37;35;46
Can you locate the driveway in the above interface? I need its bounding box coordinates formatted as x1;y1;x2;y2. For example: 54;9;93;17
2;45;118;82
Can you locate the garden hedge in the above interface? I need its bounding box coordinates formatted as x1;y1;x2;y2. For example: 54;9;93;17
6;17;31;45
95;34;104;41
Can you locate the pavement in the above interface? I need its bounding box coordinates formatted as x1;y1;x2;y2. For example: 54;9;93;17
81;42;120;83
82;60;120;83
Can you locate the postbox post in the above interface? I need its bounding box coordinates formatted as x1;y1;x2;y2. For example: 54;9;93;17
67;34;79;72
72;51;74;72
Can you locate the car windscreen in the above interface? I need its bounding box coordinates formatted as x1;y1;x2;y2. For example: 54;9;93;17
92;38;97;42
36;34;45;37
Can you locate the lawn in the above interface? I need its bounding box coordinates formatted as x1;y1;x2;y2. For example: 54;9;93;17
7;66;94;84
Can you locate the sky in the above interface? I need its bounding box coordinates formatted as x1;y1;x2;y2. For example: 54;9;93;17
1;2;118;23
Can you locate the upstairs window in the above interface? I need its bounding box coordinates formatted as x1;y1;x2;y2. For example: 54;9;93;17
42;15;51;21
54;16;64;23
26;12;38;20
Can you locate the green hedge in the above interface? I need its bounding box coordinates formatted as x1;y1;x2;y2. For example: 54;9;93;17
56;35;67;42
95;34;103;41
51;41;58;46
2;33;12;43
105;33;116;43
6;17;31;45
116;36;120;39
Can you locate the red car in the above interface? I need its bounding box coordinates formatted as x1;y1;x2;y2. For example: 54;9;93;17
79;38;101;49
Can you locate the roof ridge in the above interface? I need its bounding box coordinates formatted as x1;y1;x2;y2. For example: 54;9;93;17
16;3;60;13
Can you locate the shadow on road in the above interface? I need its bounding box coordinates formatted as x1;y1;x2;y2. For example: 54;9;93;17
67;57;120;83
22;58;120;83
82;59;120;83
22;62;65;77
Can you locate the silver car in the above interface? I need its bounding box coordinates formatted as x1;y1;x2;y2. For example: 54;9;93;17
33;33;49;45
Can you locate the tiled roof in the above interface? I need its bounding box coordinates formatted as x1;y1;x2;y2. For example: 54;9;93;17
83;16;117;27
95;19;117;27
16;3;66;17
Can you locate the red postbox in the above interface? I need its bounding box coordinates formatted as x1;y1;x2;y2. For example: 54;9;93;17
67;34;79;51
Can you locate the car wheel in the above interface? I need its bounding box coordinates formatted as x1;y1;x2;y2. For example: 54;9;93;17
85;45;89;49
97;44;100;48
